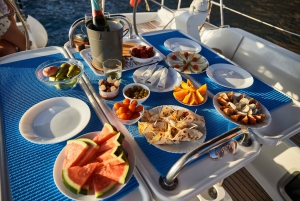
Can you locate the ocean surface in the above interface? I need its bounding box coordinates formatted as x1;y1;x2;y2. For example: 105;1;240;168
21;0;300;54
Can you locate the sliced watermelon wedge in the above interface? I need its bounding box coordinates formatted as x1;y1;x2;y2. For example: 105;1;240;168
100;149;128;166
97;161;130;184
93;123;118;145
62;162;98;194
95;146;124;162
93;168;117;198
97;132;124;153
75;138;99;166
63;140;89;169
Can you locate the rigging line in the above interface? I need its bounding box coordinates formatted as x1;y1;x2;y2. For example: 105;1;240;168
210;1;300;37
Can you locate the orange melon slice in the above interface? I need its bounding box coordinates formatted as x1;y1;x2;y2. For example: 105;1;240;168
174;85;182;92
181;81;189;90
198;84;207;95
189;92;199;105
173;89;189;101
182;92;192;104
195;90;204;104
187;79;196;90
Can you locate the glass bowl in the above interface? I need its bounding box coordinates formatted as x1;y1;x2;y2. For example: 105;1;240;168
112;105;144;125
35;59;84;90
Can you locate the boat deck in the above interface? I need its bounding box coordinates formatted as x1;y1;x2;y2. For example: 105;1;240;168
134;21;300;201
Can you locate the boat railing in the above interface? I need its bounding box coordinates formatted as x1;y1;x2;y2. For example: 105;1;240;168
129;0;300;38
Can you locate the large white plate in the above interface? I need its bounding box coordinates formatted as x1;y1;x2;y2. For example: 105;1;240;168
133;65;182;92
19;97;91;144
53;131;136;200
213;92;272;129
142;105;207;153
164;38;202;52
206;64;254;89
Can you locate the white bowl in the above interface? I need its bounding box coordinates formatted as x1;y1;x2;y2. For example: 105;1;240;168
129;47;156;64
99;86;120;100
123;83;150;104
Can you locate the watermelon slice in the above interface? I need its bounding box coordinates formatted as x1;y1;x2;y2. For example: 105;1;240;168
97;132;124;153
63;140;89;169
75;138;99;166
93;167;117;198
100;149;128;166
62;162;99;194
95;146;124;162
79;176;92;195
93;123;118;145
96;161;130;184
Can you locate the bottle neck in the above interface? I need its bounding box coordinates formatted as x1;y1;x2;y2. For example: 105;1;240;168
92;9;104;17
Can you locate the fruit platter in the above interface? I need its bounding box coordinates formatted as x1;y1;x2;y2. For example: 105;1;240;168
53;123;135;200
165;51;209;74
138;105;207;153
213;91;272;129
173;79;207;106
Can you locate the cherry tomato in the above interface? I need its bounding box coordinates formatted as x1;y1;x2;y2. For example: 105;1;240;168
126;111;133;119
171;55;177;60
119;113;128;120
192;65;199;69
131;100;138;106
118;106;128;114
192;57;198;62
114;102;122;110
174;64;180;68
183;65;188;71
131;112;140;119
128;104;136;112
135;105;144;113
184;52;189;58
123;98;131;104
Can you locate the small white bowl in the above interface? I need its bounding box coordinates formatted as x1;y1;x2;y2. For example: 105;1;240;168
99;86;120;100
129;47;156;64
123;83;150;104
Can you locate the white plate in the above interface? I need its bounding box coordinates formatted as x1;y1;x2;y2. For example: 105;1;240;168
19;97;91;144
133;66;182;92
164;38;202;52
53;131;136;200
206;64;254;89
143;105;206;153
213;92;272;129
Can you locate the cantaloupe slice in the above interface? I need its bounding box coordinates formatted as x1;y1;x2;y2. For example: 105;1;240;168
198;84;207;95
173;89;189;101
189;92;199;105
182;92;192;104
195;90;204;104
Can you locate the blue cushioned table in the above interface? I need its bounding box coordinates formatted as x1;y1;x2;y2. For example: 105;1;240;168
72;28;292;177
0;48;138;200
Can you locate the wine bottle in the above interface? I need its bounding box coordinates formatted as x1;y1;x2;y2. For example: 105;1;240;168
90;0;110;31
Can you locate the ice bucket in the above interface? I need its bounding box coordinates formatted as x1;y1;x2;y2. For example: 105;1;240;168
86;18;124;70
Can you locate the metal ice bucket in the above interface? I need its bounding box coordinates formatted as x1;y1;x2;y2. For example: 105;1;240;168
86;18;125;70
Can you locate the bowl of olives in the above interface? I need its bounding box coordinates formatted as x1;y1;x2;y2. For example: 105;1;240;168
123;83;150;104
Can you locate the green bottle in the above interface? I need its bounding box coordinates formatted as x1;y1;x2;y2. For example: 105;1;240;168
90;0;110;31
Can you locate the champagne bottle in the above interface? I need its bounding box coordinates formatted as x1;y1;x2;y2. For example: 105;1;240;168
90;0;110;31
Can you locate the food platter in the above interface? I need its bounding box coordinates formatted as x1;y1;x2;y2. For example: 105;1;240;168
19;97;91;144
133;65;182;92
139;105;207;153
53;131;136;201
164;38;202;52
213;91;272;129
206;64;254;89
165;52;209;74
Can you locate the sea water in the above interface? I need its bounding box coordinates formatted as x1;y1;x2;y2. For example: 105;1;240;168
21;0;300;54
